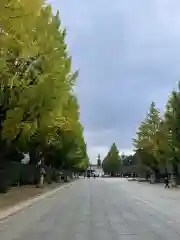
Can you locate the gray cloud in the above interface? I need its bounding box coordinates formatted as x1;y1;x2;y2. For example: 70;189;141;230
50;0;180;162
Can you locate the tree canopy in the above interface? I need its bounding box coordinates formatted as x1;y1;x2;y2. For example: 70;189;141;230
0;0;88;171
132;84;180;182
133;102;162;171
102;143;121;176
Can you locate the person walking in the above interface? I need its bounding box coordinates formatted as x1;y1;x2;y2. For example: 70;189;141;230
164;176;170;188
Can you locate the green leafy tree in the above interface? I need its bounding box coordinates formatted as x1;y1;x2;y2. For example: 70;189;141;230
0;0;88;188
164;87;180;178
0;0;45;158
133;102;163;177
102;143;121;176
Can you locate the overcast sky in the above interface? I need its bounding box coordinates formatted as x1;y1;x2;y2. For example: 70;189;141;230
50;0;180;163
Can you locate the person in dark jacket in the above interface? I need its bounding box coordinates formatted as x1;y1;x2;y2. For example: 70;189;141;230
164;176;170;188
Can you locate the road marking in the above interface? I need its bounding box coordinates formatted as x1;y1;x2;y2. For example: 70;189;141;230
132;195;150;205
152;223;160;228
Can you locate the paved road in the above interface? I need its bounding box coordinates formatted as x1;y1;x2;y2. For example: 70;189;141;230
1;178;180;240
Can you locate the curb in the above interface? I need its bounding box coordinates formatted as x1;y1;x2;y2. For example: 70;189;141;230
0;180;77;221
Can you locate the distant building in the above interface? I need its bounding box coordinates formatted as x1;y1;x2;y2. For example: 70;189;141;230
86;160;103;176
90;164;103;175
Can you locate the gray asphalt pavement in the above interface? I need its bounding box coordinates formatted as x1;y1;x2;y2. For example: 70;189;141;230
1;178;180;240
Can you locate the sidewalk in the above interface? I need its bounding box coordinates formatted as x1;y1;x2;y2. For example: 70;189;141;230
0;182;61;210
0;180;77;220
